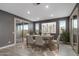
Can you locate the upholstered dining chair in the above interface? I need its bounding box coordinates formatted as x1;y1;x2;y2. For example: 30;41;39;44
34;36;45;51
27;35;35;48
52;34;61;50
35;36;45;46
57;34;61;49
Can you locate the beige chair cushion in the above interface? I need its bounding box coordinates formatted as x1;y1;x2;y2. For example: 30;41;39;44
27;35;34;44
35;36;45;46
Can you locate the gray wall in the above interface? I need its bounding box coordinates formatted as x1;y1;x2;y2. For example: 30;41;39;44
0;10;14;47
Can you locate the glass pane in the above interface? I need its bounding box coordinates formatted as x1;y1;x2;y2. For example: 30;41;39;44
41;22;56;34
24;24;28;30
59;20;66;33
16;24;23;43
17;25;23;31
35;23;39;34
72;18;77;52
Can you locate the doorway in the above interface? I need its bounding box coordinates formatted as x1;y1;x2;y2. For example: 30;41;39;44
71;15;78;53
14;17;29;44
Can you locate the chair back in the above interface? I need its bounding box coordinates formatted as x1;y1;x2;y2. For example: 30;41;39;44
35;36;45;46
57;34;61;49
27;35;34;44
57;35;61;44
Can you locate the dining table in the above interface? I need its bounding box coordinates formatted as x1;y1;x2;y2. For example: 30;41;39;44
26;34;54;47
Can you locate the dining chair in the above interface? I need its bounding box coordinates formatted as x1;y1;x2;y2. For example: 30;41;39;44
27;35;35;48
35;36;45;45
52;34;61;50
57;34;61;49
35;36;45;51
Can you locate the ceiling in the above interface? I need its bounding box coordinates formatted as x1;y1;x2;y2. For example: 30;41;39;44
0;3;76;21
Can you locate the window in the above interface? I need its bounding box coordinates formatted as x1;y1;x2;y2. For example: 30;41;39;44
42;22;56;33
24;24;28;30
35;23;39;34
17;24;23;31
72;18;77;34
17;24;28;31
73;19;77;29
59;20;66;33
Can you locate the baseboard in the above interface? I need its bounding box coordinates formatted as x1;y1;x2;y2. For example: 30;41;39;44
0;43;16;50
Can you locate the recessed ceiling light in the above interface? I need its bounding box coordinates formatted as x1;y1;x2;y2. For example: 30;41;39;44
27;11;30;14
45;5;49;8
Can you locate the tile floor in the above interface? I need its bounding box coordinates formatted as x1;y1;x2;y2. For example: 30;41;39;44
0;43;76;56
0;43;58;56
58;43;76;56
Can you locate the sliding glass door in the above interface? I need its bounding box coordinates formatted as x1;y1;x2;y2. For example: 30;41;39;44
16;21;23;43
71;16;78;53
15;18;29;43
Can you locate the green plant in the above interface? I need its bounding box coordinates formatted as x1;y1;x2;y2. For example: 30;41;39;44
61;30;70;43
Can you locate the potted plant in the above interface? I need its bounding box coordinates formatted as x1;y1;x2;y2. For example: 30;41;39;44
61;30;70;44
